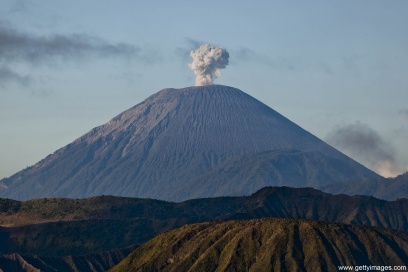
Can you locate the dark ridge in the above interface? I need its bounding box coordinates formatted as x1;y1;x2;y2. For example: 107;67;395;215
0;186;407;258
0;245;137;272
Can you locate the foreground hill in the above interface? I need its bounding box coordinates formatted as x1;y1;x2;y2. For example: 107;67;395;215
111;218;408;272
0;85;379;201
0;187;407;257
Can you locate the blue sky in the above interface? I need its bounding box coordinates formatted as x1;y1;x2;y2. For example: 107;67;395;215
1;0;407;178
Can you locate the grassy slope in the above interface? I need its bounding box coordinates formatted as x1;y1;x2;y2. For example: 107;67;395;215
111;218;408;272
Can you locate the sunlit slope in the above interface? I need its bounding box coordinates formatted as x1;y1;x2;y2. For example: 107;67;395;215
111;218;408;272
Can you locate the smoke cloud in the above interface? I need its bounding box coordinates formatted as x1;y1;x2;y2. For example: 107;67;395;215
189;44;229;86
325;122;405;177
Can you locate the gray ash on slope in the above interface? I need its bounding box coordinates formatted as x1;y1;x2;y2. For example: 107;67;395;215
0;85;379;201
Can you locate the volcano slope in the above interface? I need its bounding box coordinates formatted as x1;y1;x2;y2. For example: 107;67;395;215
0;85;380;201
111;218;408;272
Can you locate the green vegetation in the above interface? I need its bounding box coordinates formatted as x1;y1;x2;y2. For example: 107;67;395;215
0;198;20;213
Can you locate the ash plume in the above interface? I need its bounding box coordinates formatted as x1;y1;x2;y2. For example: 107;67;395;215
325;122;405;177
188;44;229;86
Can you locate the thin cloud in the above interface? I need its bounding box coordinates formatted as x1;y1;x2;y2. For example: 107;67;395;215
7;0;32;14
398;109;408;121
0;22;157;89
232;47;299;71
0;24;140;64
175;38;207;63
0;66;32;86
235;47;257;62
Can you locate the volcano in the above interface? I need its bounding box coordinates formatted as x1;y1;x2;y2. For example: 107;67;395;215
0;85;379;201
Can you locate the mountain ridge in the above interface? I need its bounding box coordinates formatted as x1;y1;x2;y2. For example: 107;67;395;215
1;186;407;271
1;186;408;258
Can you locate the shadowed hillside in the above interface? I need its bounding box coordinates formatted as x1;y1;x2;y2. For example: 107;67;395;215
0;245;137;272
111;218;408;272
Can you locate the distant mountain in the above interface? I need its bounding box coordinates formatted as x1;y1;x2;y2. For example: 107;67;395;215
111;218;408;272
322;172;408;200
1;187;407;258
0;85;380;201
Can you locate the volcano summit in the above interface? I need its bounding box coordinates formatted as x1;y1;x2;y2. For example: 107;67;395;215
0;85;379;201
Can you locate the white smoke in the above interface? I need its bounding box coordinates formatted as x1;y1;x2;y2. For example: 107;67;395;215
188;44;229;86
